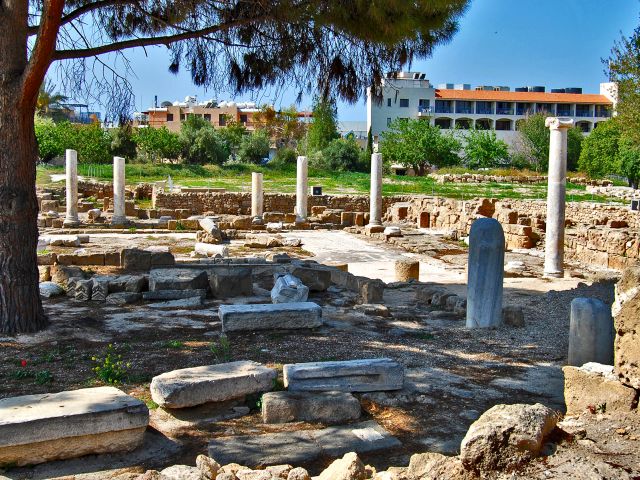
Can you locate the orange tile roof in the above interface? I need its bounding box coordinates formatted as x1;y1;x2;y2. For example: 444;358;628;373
435;89;611;104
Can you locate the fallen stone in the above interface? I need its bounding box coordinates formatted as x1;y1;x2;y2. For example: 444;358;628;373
261;391;361;424
384;226;402;237
291;266;331;291
50;235;80;247
196;454;221;480
271;274;309;304
50;264;84;287
39;281;64;298
159;465;201;480
106;292;142;306
406;452;472;480
121;248;152;271
194;242;228;257
459;403;558;472
287;467;310;480
210;267;253;298
208;420;400;468
563;363;637;416
75;279;93;301
143;289;207;301
354;304;390;317
147;296;203;309
283;358;404;392
503;305;525;327
150;361;276;408
150;400;250;437
0;386;148;467
91;279;109;302
317;452;366;480
149;268;209;291
265;465;293;479
220;302;322;332
359;279;385;304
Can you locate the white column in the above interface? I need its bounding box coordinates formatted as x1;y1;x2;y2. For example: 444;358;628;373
63;149;79;227
111;156;127;224
295;156;308;222
368;153;383;226
544;117;574;277
251;172;263;221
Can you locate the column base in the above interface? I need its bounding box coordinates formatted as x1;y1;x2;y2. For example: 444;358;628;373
543;269;564;279
365;224;385;234
295;216;307;224
63;219;80;228
251;216;264;225
111;216;129;226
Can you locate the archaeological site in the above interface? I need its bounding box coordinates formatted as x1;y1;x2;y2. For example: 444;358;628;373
1;117;640;480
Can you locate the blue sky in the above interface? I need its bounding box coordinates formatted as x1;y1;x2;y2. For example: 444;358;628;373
94;0;639;121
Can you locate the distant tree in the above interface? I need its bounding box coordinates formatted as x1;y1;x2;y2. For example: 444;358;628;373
578;119;622;178
306;98;340;152
366;127;374;156
34;115;66;160
238;130;271;164
618;134;640;188
516;113;583;171
219;121;248;160
109;125;137;161
463;129;509;169
134;127;182;162
379;118;461;175
179;115;229;164
319;138;363;172
253;105;306;148
36;80;68;119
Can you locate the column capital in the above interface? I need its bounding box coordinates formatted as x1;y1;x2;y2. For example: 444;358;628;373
545;117;574;130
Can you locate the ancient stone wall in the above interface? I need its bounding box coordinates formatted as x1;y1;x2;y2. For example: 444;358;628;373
431;173;613;186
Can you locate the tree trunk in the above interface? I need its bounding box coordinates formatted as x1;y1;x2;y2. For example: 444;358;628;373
0;0;48;333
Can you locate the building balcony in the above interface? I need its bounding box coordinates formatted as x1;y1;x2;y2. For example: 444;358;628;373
455;108;473;114
434;107;452;114
575;111;593;117
556;109;572;117
476;108;494;115
418;106;433;116
496;108;514;115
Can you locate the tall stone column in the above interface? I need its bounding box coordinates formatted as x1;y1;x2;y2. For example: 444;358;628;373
368;153;383;226
568;297;614;366
63;149;80;227
111;156;127;225
544;117;574;277
295;156;308;223
466;218;504;328
251;172;264;222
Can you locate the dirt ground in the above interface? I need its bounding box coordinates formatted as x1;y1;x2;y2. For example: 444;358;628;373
1;229;637;480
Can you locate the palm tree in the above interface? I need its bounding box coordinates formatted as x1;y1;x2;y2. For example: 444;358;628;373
36;81;68;117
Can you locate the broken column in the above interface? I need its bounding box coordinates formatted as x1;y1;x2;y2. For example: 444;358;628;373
111;156;127;225
251;172;264;222
466;218;504;328
368;153;383;227
295;156;308;223
544;117;574;277
568;297;614;366
63;149;80;227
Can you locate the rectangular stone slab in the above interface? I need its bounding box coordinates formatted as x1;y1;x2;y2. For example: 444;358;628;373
283;358;404;392
148;268;209;291
150;361;277;408
208;420;400;467
219;302;322;333
261;391;361;424
0;386;148;466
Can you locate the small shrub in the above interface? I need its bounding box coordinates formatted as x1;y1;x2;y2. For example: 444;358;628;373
210;335;231;362
164;340;184;349
175;221;185;231
35;370;53;385
272;147;297;165
92;344;130;384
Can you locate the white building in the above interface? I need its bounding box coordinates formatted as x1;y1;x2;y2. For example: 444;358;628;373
367;72;617;150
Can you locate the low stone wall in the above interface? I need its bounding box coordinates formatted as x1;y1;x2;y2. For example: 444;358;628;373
407;197;640;270
153;192;411;216
431;173;613;186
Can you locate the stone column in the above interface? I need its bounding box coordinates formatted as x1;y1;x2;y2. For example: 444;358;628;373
568;297;614;366
544;117;574;277
466;218;504;328
63;149;80;227
111;156;127;225
251;172;264;222
295;156;308;222
368;153;383;226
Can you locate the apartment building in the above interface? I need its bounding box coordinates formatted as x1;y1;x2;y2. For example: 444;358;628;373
367;72;617;148
135;96;262;132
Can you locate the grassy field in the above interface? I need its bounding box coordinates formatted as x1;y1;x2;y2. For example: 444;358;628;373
36;162;623;203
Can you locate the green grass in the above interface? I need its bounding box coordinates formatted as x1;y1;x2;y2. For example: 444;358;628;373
36;162;625;204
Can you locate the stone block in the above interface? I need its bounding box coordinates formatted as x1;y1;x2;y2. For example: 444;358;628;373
150;361;277;408
149;268;209;291
37;252;57;266
105;250;121;266
0;386;148;467
283;358;404;392
91;279;109;302
290;266;331;292
261;391;361;424
613;266;640;389
195;242;229;257
271;274;309;304
359;278;385;304
143;289;207;301
209;267;253;298
121;248;151;271
57;253;105;266
150;251;175;267
220;302;322;332
106;292;142;305
74;279;93;301
395;259;419;282
563;363;637;416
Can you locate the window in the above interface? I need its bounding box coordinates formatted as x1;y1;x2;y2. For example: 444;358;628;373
387;118;392;127
219;114;226;126
179;114;185;121
203;114;211;121
399;99;409;108
167;113;174;122
240;114;248;124
387;98;392;107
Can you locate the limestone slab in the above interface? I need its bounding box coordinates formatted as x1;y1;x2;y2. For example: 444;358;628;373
150;361;277;408
149;268;209;291
208;420;400;468
283;358;404;392
143;289;207;301
219;302;322;333
0;386;148;466
261;391;361;424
